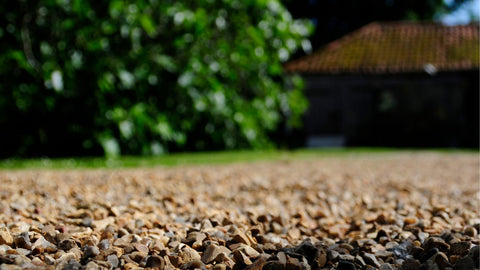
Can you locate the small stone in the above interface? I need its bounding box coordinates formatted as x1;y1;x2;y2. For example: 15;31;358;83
234;244;260;258
464;227;477;237
287;228;301;241
420;248;439;263
375;249;394;259
286;255;303;270
453;256;474;270
98;239;109;250
423;237;450;252
180;245;201;263
133;242;149;254
85;261;100;270
417;232;429;243
184;232;206;248
201;244;231;263
145;255;165;268
450;242;470;256
468;245;479;262
314;247;328;268
232;229;251;246
12;254;31;265
168;254;183;267
129;251;147;263
54;253;77;269
401;258;421;270
41;225;57;243
245;255;268;270
0;227;13;245
337;260;357;270
293;240;326;267
233;249;253;265
44;255;55;265
107;254;119;268
212;263;227;270
339;254;355;262
58;238;77;251
181;259;206;270
68;247;82;261
433;252;451;269
263;260;286;270
81;217;93;227
379;263;394;270
123;262;139;270
276;252;287;265
0;254;15;264
450;255;461;264
0;265;22;270
355;255;366;268
328;250;340;261
404;217;418;225
32;236;57;253
83;245;100;259
363;253;381;268
13;232;31;250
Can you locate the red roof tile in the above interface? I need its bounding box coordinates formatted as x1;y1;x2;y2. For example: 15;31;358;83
285;21;479;74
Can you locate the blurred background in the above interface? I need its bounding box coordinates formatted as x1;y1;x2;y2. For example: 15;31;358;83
0;0;478;158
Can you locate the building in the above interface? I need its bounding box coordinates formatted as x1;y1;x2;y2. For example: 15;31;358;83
285;21;479;148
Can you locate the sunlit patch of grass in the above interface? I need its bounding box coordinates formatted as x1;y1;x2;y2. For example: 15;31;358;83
0;148;476;170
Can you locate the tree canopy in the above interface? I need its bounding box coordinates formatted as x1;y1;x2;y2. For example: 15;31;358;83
0;0;313;157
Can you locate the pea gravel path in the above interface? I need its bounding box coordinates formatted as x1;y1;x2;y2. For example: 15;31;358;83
0;153;478;269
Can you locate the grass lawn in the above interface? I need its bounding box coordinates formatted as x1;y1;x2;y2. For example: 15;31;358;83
0;147;476;170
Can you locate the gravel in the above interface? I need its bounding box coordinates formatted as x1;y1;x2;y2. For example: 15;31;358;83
0;153;478;269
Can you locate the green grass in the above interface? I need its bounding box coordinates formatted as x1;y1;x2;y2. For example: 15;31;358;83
0;148;477;170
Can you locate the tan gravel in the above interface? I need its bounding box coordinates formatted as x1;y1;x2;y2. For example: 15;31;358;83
0;152;478;269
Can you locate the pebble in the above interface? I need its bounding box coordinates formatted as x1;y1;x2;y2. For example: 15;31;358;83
145;255;164;268
83;245;100;258
107;254;119;268
180;245;201;262
132;242;149;254
98;239;109;250
363;252;381;268
433;252;451;269
181;259;206;270
44;254;55;265
201;243;231;263
464;226;477;237
232;229;252;246
337;260;357;270
263;260;286;270
235;244;260;258
450;241;470;255
32;236;57;253
13;232;31;250
339;254;355;262
379;263;394;270
85;261;100;270
212;263;227;270
423;237;450;252
233;249;253;265
401;258;421;270
453;256;474;270
0;228;13;246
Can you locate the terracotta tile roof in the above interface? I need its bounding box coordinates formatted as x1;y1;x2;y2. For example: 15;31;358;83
285;21;479;74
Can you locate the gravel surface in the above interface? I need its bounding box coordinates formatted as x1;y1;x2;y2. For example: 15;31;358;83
0;153;478;269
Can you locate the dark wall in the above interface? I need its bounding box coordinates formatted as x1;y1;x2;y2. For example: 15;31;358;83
303;71;479;148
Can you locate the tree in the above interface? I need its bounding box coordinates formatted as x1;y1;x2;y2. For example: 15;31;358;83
0;0;313;157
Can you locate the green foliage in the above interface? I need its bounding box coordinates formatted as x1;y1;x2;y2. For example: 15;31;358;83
0;0;313;157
